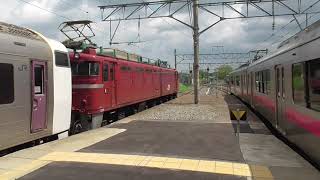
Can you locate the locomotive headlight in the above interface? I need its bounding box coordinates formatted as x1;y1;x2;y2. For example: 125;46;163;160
81;99;87;108
74;52;80;60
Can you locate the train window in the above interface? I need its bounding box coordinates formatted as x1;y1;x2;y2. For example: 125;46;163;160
276;68;280;97
72;61;99;76
0;63;14;104
34;66;44;94
55;51;70;67
260;71;265;93
265;70;271;94
103;64;108;81
120;66;127;71
110;65;114;80
308;60;320;111
255;72;259;91
236;76;240;86
292;63;305;106
282;67;285;98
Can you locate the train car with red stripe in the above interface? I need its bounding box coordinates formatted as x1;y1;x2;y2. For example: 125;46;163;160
229;20;320;166
69;48;178;134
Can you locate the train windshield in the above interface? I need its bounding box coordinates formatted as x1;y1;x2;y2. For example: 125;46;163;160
71;61;100;76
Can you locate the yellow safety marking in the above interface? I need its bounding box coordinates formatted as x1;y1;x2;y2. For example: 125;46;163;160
36;152;273;179
0;128;126;180
232;110;246;120
0;160;50;180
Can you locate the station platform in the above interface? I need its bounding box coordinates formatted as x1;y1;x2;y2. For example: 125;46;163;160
1;87;319;180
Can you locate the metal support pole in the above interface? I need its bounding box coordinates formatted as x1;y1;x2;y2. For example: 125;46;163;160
236;109;240;137
193;0;200;104
174;49;177;69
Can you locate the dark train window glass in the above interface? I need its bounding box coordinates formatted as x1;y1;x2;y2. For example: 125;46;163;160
110;65;114;80
265;70;271;94
282;67;285;98
34;66;44;94
260;71;265;93
292;63;305;106
72;61;99;76
55;51;69;67
255;72;260;92
120;66;127;71
276;68;280;97
0;63;14;104
236;76;240;86
308;60;320;111
103;64;108;81
230;76;234;85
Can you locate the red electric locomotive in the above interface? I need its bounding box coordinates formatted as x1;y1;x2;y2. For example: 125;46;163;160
69;48;178;134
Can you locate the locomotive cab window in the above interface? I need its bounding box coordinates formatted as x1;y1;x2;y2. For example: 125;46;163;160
55;51;70;67
71;61;99;76
110;65;114;80
103;64;108;81
0;63;14;104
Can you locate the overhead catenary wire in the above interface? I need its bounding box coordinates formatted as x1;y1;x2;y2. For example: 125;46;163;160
16;0;106;35
139;0;191;38
251;1;320;55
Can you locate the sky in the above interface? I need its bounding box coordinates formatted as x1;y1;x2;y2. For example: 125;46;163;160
1;0;320;71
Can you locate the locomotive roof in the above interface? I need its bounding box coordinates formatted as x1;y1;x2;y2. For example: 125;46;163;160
250;19;320;67
71;49;176;71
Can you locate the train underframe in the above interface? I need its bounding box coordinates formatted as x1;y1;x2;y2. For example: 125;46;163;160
69;93;177;135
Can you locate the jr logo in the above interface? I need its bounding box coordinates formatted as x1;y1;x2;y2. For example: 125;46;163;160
18;65;28;71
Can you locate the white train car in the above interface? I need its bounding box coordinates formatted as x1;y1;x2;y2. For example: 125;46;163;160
46;39;72;139
0;22;71;152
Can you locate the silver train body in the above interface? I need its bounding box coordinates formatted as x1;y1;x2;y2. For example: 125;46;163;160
230;20;320;165
0;22;71;151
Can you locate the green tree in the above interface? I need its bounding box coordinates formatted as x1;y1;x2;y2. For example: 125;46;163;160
216;65;233;80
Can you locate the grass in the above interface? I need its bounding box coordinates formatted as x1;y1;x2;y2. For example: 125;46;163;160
179;83;190;93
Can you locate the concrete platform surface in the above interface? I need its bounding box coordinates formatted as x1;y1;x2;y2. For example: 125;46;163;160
0;88;319;180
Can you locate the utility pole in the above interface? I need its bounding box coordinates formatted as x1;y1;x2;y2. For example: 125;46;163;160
174;49;177;69
193;0;200;104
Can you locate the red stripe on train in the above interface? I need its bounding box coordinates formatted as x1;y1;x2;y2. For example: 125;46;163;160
285;108;320;137
253;94;320;137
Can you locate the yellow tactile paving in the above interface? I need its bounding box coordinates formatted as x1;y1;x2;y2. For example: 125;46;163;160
0;128;126;180
34;151;274;179
179;159;199;171
250;165;273;178
216;161;233;168
145;161;165;168
163;162;181;169
197;160;215;172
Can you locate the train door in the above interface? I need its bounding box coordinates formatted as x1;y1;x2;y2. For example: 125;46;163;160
103;62;116;109
31;61;47;132
275;65;285;128
250;72;254;105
